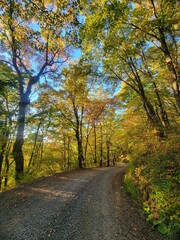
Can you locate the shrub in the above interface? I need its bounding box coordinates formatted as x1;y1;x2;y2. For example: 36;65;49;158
124;133;180;237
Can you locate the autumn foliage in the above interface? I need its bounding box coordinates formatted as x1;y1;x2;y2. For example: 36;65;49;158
0;0;179;237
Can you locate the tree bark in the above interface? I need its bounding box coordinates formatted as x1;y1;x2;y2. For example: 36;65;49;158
152;81;170;128
63;134;67;170
0;143;6;189
93;122;97;165
150;0;180;110
129;59;166;136
84;121;93;165
28;122;41;168
73;103;85;169
159;29;180;110
38;135;44;171
106;141;110;167
141;96;165;137
67;136;71;170
76;130;84;169
99;123;103;167
12;102;26;180
0;96;13;188
4;154;10;188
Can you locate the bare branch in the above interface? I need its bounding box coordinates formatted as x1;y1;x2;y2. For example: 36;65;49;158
122;21;160;41
109;68;140;95
17;56;32;77
54;104;77;130
0;59;14;68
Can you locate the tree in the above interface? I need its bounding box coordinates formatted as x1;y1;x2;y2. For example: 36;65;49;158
80;0;178;136
0;0;79;179
84;92;109;165
127;0;180;110
0;61;18;188
40;61;91;168
81;0;179;110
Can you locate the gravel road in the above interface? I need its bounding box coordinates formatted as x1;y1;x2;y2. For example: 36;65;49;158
0;166;164;240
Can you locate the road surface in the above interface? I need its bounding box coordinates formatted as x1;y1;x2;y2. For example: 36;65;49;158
0;166;163;240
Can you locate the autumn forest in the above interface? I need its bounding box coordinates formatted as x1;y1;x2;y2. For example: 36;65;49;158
0;0;179;237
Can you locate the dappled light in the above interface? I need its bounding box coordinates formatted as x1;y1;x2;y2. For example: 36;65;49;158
0;0;179;238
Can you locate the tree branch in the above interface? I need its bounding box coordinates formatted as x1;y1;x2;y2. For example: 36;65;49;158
109;68;140;95
123;21;160;41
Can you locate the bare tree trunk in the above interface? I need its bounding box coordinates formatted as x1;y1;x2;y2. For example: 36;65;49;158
3;134;13;188
67;136;71;170
28;122;41;168
63;134;66;170
0;98;11;188
106;141;110;167
160;32;180;110
4;154;10;188
38;131;44;171
152;82;170;128
76;130;84;169
93;122;97;165
99;123;103;167
112;153;116;166
12;103;26;180
0;143;6;190
150;0;180;110
129;58;166;137
73;103;85;169
84;121;93;164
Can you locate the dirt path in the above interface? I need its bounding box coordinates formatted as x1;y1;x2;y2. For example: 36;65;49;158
0;166;164;240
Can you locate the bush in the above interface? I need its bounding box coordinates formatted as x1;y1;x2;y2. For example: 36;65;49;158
124;133;180;237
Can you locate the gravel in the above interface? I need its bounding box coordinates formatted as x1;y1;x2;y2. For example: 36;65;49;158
0;166;165;240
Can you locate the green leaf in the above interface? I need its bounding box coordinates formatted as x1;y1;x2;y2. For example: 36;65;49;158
158;223;169;235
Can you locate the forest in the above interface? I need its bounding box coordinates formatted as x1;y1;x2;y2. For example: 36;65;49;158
0;0;179;237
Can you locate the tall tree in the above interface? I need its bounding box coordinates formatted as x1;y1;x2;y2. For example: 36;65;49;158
41;62;92;168
128;0;180;110
80;0;178;135
0;62;17;188
0;0;78;179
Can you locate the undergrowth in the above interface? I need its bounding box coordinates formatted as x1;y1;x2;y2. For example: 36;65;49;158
124;133;180;238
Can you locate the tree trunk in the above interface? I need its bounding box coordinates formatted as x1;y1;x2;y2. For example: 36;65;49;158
130;59;165;137
63;134;66;170
159;29;180;110
0;96;13;188
38;138;44;170
112;153;116;166
137;78;165;136
84;136;88;164
28;122;41;168
78;139;84;169
84;121;92;165
93;123;97;165
73;103;85;169
0;139;12;189
12;102;26;180
150;0;180;110
67;136;71;170
152;81;170;128
0;143;6;190
106;141;110;167
141;96;165;137
75;130;84;169
99;123;103;167
4;154;10;188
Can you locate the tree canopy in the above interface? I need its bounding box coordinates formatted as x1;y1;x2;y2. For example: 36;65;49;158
0;0;179;237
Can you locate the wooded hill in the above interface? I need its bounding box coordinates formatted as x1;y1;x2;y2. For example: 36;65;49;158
0;0;179;237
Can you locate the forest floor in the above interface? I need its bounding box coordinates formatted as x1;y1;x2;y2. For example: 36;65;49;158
0;165;167;240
